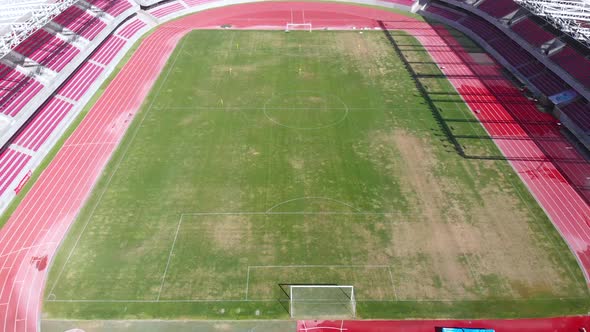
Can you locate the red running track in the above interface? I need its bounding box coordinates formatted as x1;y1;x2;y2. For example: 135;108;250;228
0;2;588;331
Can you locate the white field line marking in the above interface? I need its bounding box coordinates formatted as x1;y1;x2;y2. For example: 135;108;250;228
46;37;190;299
248;265;390;268
44;296;588;303
158;106;428;111
157;215;183;301
265;197;362;213
245;266;250;300
388;267;399;301
181;211;406;216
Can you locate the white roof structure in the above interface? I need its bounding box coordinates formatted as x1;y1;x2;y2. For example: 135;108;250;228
0;0;78;59
514;0;590;47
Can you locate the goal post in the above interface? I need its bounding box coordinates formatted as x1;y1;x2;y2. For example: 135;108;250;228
289;285;356;318
286;23;312;32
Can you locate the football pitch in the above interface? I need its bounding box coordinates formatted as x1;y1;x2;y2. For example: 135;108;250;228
43;30;589;320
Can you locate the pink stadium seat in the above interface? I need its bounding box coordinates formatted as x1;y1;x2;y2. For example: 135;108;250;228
460;16;504;41
562;99;590;132
477;0;520;18
14;29;80;72
90;35;126;65
425;4;465;21
183;0;216;6
511;18;555;47
56;62;104;101
150;2;185;18
489;38;532;66
53;6;107;40
0;66;43;117
550;46;590;87
117;19;146;39
530;71;571;96
87;0;132;17
516;61;545;77
12;98;74;151
0;149;31;196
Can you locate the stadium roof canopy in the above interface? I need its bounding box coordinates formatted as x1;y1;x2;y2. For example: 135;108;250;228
515;0;590;47
0;0;78;59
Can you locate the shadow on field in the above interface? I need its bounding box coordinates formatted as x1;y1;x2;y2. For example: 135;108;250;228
378;21;590;204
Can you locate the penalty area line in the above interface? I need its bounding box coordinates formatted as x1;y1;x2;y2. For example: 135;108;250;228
156;215;183;301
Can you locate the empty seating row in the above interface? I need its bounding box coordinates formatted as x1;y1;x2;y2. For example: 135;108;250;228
0;149;31;196
150;2;185;18
476;0;520;18
425;3;465;21
53;6;107;40
0;66;43;117
183;0;215;7
511;18;555;47
550;46;590;87
13;98;74;152
488;37;531;67
117;18;147;39
515;60;545;77
90;35;126;65
382;0;415;5
14;29;80;72
56;62;104;101
561;99;590;133
529;71;571;96
460;16;504;41
88;0;133;17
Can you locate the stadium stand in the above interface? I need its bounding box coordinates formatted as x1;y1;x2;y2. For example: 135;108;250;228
56;62;104;101
90;35;127;64
117;18;147;38
511;18;555;48
476;0;520;18
88;0;134;17
0;148;31;196
0;0;140;210
14;29;80;72
460;16;504;41
516;60;545;77
425;3;465;21
150;2;186;18
383;0;415;5
0;65;43;117
488;38;531;66
550;46;590;87
52;6;107;40
183;0;216;7
422;1;590;149
12;98;74;151
561;99;590;133
529;71;571;96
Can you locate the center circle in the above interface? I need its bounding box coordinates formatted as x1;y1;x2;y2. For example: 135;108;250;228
263;91;349;130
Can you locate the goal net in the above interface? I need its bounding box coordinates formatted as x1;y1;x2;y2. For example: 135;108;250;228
286;23;312;32
289;285;356;318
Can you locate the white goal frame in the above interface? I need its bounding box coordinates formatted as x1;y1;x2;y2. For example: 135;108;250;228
289;285;356;318
286;23;312;32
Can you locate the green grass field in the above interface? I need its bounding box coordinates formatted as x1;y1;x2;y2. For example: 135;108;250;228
43;30;589;320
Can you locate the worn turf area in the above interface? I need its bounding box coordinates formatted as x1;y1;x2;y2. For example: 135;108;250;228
43;30;589;320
